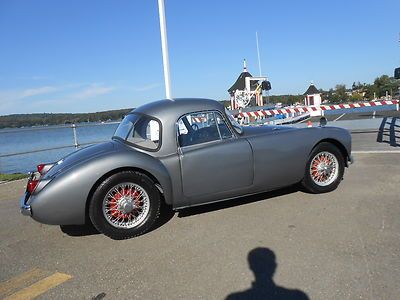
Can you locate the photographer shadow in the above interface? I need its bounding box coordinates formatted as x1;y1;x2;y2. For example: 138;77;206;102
226;247;309;300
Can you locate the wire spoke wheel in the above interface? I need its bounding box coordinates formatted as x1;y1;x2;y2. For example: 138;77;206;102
309;151;339;187
102;182;150;229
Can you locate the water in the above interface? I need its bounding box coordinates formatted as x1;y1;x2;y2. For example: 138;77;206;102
0;123;119;174
0;105;397;174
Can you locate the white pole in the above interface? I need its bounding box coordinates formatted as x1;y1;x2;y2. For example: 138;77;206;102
71;123;79;148
256;31;262;76
157;0;172;99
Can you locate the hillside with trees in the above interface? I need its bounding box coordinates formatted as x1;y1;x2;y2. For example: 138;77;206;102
269;74;400;106
322;75;400;104
0;108;132;129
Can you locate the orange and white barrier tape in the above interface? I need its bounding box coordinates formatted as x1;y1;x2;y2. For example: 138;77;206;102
235;100;399;118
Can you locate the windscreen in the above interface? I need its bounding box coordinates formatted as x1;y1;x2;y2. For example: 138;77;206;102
225;108;243;134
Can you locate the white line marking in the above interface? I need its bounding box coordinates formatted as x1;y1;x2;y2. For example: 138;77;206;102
352;150;400;154
333;113;346;121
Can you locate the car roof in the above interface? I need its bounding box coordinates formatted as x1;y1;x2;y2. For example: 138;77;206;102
132;98;225;120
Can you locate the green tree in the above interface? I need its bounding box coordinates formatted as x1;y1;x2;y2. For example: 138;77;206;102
374;75;400;98
334;84;348;103
349;92;363;102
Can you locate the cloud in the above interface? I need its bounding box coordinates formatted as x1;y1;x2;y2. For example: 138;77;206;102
0;86;59;104
73;85;114;99
0;83;117;115
133;83;160;92
15;75;50;81
21;86;59;98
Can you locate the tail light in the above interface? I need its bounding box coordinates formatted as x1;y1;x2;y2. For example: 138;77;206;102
27;179;39;194
37;164;46;174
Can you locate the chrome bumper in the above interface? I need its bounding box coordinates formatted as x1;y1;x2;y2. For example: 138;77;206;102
20;192;32;216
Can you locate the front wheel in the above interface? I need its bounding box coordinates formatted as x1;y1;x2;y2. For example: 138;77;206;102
301;142;345;193
89;171;161;239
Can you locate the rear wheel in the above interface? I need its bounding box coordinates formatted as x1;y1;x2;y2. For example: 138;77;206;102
301;142;345;193
89;171;161;239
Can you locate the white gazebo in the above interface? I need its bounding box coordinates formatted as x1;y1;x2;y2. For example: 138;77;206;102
304;82;321;107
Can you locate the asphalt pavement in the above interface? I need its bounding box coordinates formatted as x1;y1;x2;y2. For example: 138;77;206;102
1;133;399;299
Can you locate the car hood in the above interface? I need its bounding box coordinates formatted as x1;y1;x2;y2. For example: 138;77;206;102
43;142;115;179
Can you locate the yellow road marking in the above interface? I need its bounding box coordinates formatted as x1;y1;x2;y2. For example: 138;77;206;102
0;268;47;297
4;272;72;300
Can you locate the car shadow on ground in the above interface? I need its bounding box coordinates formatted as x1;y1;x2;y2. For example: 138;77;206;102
59;200;176;237
226;247;309;300
60;223;100;237
177;184;300;218
147;201;176;233
59;185;300;237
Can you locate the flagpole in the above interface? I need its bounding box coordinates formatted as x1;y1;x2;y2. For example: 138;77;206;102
157;0;172;99
256;31;262;76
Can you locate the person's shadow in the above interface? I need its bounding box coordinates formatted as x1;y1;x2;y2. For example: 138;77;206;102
226;248;309;300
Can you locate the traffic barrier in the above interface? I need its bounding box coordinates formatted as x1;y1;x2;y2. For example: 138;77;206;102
235;100;399;118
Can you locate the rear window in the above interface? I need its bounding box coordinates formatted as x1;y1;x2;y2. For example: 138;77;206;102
113;113;161;151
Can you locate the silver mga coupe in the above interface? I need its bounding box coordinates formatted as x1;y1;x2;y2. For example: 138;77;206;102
20;98;352;239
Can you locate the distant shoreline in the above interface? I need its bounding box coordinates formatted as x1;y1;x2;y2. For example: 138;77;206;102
0;108;132;129
0;121;120;133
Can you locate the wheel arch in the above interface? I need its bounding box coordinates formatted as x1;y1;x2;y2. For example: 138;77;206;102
311;138;350;166
85;167;168;224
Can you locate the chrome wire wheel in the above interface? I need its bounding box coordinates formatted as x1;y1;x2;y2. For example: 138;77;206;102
102;182;150;229
309;151;339;187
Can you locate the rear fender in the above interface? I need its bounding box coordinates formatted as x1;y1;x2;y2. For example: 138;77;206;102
29;150;172;225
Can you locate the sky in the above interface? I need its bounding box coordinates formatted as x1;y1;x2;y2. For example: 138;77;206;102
0;0;399;115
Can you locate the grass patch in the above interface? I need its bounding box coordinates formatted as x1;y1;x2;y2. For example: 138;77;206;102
0;173;28;182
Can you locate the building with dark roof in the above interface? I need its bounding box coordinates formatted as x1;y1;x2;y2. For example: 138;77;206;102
228;60;268;109
304;82;321;107
304;84;320;96
228;61;257;94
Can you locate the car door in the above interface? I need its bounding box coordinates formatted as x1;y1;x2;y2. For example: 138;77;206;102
246;127;311;190
177;111;253;202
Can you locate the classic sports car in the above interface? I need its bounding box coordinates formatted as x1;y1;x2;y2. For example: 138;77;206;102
20;98;352;239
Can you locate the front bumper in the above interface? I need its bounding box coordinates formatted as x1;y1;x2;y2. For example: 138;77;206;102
20;192;32;216
349;154;354;165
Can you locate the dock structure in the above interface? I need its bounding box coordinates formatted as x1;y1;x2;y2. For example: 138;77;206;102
228;60;271;110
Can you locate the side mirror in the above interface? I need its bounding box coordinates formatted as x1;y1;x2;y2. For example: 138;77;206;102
319;117;327;127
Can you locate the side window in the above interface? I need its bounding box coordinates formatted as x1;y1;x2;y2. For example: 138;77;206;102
127;116;160;150
215;112;233;139
177;112;221;147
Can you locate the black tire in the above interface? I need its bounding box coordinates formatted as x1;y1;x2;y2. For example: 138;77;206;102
301;142;345;194
89;171;161;239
